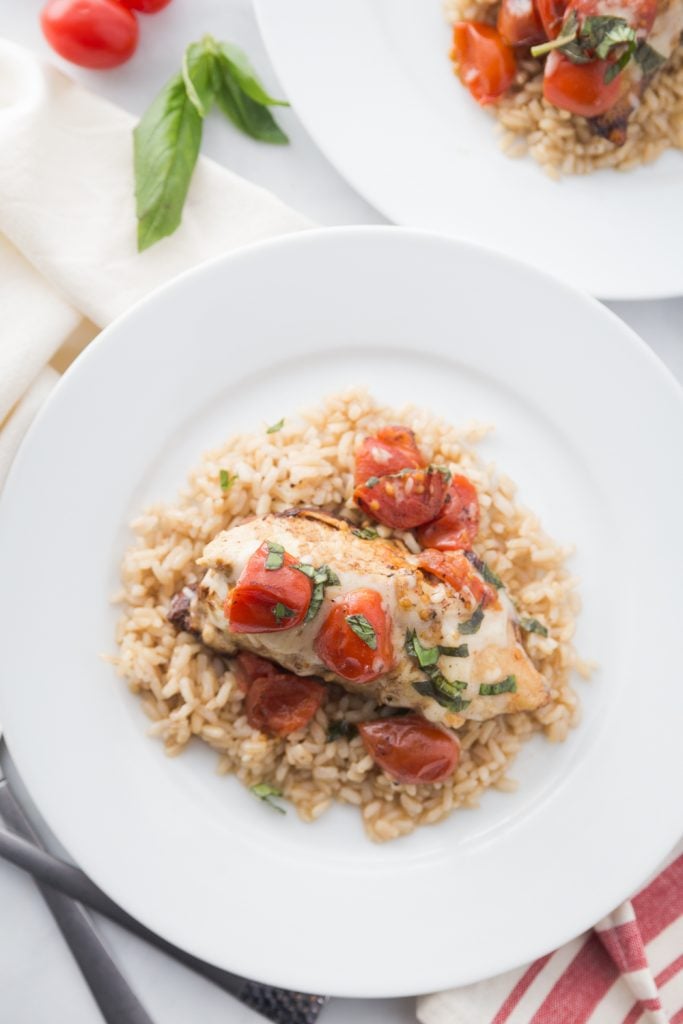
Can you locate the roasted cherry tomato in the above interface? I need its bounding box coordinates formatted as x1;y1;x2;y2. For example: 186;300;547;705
535;0;566;37
497;0;546;47
232;651;281;693
118;0;172;11
226;543;312;633
358;715;460;784
543;51;623;117
451;22;516;105
418;549;498;609
569;0;656;30
246;672;325;736
354;467;449;530
416;474;480;551
315;588;394;684
40;0;139;69
354;426;425;486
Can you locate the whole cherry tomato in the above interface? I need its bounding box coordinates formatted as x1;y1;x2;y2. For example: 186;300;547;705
226;542;313;633
354;426;425;486
118;0;172;11
418;549;498;609
354;467;449;530
358;715;461;784
246;672;325;736
497;0;546;46
543;51;623;117
451;22;517;105
40;0;139;69
315;588;394;684
416;474;480;551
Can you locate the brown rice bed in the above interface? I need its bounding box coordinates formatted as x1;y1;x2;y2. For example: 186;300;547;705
444;0;683;175
113;389;586;842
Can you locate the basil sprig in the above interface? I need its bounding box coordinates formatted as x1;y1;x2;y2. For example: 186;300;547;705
134;35;288;251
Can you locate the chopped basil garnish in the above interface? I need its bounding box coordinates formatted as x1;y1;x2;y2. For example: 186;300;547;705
250;783;286;813
346;614;377;649
440;644;470;657
434;465;453;484
405;630;469;669
635;41;666;76
464;550;503;589
531;12;644;85
414;678;470;713
479;676;517;697
264;540;285;570
365;476;380;488
266;417;284;434
272;602;295;624
458;603;485;635
353;527;379;540
294;563;340;623
219;469;237;492
519;616;549;638
326;719;358;742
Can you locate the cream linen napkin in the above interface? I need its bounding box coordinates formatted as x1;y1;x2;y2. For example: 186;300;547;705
0;38;309;485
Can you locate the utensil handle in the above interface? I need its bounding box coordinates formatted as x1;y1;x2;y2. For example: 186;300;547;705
0;780;155;1024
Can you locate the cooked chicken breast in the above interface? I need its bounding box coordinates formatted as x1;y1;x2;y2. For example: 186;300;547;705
187;510;549;729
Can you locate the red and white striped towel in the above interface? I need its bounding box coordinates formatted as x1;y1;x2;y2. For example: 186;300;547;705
419;845;683;1024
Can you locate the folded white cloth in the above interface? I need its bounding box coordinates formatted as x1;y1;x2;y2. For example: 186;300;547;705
0;38;308;484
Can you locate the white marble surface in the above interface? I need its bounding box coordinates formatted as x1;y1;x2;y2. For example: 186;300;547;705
0;2;681;1022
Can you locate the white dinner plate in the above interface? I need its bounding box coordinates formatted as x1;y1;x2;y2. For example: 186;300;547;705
256;0;683;300
0;228;681;997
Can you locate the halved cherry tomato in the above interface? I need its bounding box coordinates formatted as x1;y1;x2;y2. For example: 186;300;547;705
358;715;460;784
543;51;623;117
535;0;566;38
354;467;449;530
315;588;394;684
40;0;139;69
451;22;516;105
418;549;498;609
226;543;312;633
416;474;480;551
354;426;425;486
246;672;325;736
497;0;546;47
118;0;172;11
232;651;281;693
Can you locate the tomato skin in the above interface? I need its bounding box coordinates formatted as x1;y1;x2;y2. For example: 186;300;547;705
497;0;546;47
315;588;394;684
416;474;480;551
40;0;139;69
543;51;623;117
118;0;172;11
535;0;566;37
233;651;281;693
226;543;312;634
354;467;449;530
418;549;498;608
358;715;460;784
451;22;516;105
355;426;425;486
246;672;325;736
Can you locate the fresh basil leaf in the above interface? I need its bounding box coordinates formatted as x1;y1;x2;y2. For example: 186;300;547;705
250;783;286;813
182;37;217;117
213;54;288;144
134;73;203;252
479;675;517;696
464;550;504;588
219;42;289;107
219;469;237;492
266;418;284;433
560;40;594;63
353;527;379;540
272;602;295;624
293;562;316;579
346;614;377;649
519;616;549;637
439;644;469;658
413;678;470;713
405;630;440;668
458;603;485;635
264;541;285;570
301;563;340;623
327;719;358;742
635;41;666;75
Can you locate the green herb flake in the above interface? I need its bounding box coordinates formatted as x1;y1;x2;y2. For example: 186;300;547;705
405;630;440;668
219;469;237;492
413;678;470;713
531;11;640;85
266;418;284;434
365;476;380;488
353;527;379;540
300;564;340;624
464;550;504;589
635;41;666;76
272;602;295;624
326;720;358;742
458;603;485;635
346;614;377;649
250;783;286;814
433;465;453;484
439;644;470;658
519;617;549;638
264;540;285;570
479;675;517;697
